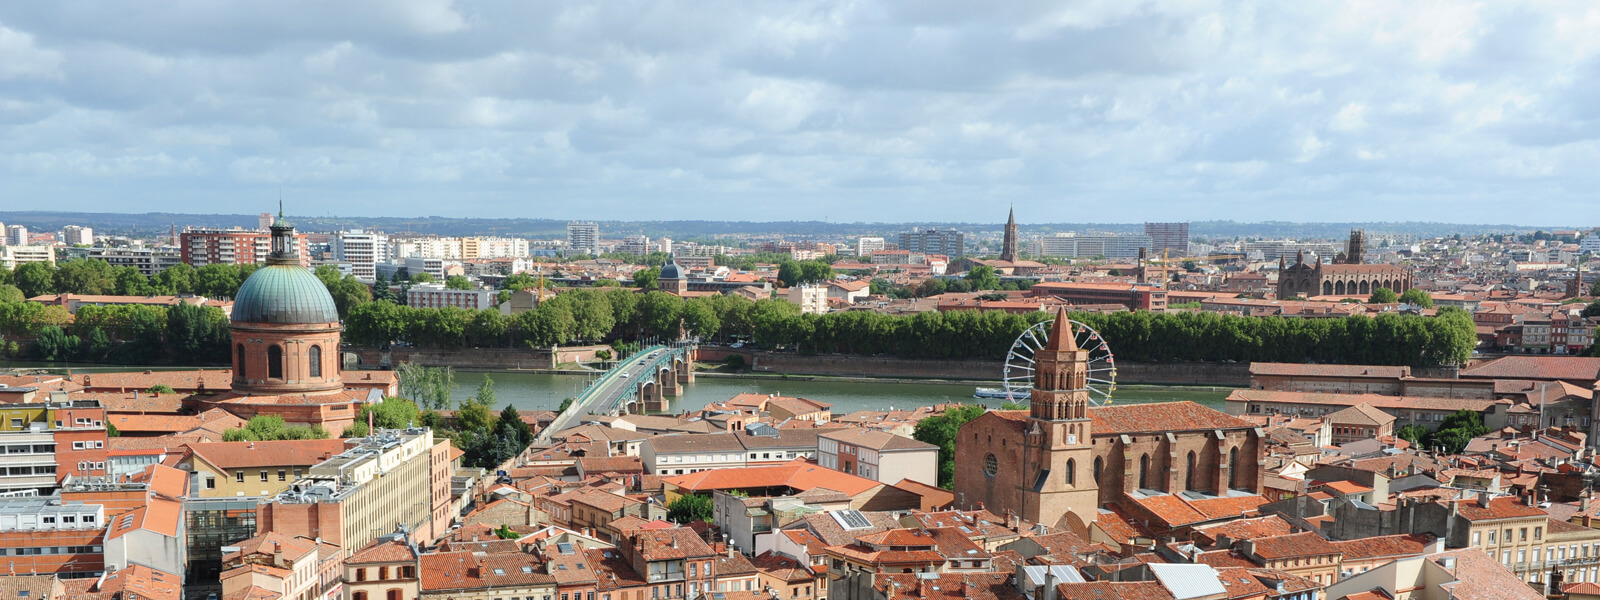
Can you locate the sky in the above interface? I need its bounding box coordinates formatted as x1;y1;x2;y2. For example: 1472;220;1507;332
2;1;1599;225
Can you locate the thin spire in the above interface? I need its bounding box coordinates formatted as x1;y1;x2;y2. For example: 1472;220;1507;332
1007;205;1015;226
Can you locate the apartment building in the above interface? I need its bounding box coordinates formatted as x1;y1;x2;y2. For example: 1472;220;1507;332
407;283;494;310
182;227;310;267
0;497;107;575
1;244;54;268
898;229;964;259
61;226;94;246
181;439;351;499
0;399;109;496
87;246;184;276
816;429;938;487
855;237;886;257
5;224;28;246
332;230;390;280
1034;233;1152;259
1143;222;1189;257
568;222;600;256
256;428;451;553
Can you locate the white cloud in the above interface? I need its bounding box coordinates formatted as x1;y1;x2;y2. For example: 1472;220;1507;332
0;1;1597;223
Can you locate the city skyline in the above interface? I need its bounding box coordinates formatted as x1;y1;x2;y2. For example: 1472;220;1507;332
3;3;1600;224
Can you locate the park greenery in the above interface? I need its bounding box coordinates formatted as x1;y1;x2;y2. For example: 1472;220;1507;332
666;494;714;524
347;368;535;468
912;404;987;489
222;415;330;441
1397;410;1489;454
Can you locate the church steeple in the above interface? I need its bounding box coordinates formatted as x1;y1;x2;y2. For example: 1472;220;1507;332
999;206;1019;263
267;202;299;265
1031;307;1090;421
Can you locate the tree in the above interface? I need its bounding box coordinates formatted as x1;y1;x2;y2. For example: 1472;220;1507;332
34;326;80;361
152;263;195;295
1398;288;1434;308
193;264;243;298
476;375;497;407
912;404;987;488
502;273;537;290
1396;424;1429;446
1369;287;1399;303
497;404;533;448
633;267;659;290
454;398;496;433
397;363;455;411
223;415;330;441
777;262;801;288
412;272;435;284
54;259;116;295
445;275;473;290
0;285;24;304
798;261;832;284
146;384;177;394
14;262;56;298
347;397;422;437
666;494;713;524
964;265;1000;291
1429;409;1488;454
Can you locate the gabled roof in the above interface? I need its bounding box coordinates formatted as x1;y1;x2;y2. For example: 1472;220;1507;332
1088;401;1256;435
662;460;882;496
1325;403;1396;427
188;438;351;471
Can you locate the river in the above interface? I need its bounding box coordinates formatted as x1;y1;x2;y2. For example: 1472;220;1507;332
2;361;1231;414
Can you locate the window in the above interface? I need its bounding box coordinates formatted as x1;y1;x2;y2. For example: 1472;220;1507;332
236;471;245;483
206;477;217;490
309;345;323;378
260;471;269;482
278;470;287;481
1521;528;1528;542
1065;458;1076;486
1093;457;1103;485
1185;451;1197;491
72;441;84;450
237;344;247;379
268;345;284;379
1139;454;1151;489
355;569;367;582
1473;532;1481;546
983;454;998;477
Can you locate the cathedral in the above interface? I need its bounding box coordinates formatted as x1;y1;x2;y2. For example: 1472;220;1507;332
953;308;1265;533
1276;229;1413;299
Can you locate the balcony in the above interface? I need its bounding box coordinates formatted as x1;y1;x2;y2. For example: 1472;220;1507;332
648;570;686;583
1511;554;1600;573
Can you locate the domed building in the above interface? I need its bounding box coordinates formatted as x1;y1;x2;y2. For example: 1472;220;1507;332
658;255;689;295
229;213;345;395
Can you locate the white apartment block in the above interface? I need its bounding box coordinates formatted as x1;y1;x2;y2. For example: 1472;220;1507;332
1;245;54;268
407;283;494;310
61;226;94;246
856;237;886;257
1034;233;1152;259
567;222;600;256
5;225;28;247
786;284;829;314
331;230;389;280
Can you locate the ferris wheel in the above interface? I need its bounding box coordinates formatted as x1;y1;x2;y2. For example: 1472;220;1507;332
993;318;1118;405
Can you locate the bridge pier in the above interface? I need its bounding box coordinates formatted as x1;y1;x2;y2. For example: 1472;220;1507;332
676;354;695;384
660;367;683;398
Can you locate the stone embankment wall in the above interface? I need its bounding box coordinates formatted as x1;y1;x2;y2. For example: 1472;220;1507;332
344;345;610;370
693;348;1252;386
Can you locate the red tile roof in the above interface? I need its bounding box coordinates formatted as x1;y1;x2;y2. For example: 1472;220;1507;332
188;438;350;471
1329;534;1432;560
1460;356;1600;382
662;459;883;496
1247;532;1339;560
1088;401;1256;434
1453;497;1549;522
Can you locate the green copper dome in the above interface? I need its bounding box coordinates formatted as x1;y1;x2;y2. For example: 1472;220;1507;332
231;264;341;324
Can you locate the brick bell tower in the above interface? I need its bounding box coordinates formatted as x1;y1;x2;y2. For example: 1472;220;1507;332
1021;306;1099;530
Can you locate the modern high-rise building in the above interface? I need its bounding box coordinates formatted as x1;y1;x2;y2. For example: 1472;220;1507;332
1143;222;1189;257
5;225;28;246
856;237;886;257
1035;233;1151;259
258;213;274;231
567;221;600;256
899;228;964;258
61;225;94;246
331;229;389;280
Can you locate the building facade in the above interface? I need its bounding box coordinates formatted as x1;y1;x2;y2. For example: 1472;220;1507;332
182;227;311;267
1143;222;1189;257
332;230;389;280
899;229;964;259
568;222;600;256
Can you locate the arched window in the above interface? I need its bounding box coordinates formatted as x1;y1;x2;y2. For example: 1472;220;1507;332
354;593;368;600
1322;281;1333;295
1228;447;1240;490
309;345;323;378
1185;451;1197;491
268;345;284;380
1065;458;1076;486
387;589;402;600
1093;457;1104;485
1139;454;1150;490
1335;281;1347;296
1359;280;1370;295
236;344;247;379
984;454;998;477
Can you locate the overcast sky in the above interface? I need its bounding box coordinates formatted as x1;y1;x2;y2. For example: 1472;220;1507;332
2;1;1598;225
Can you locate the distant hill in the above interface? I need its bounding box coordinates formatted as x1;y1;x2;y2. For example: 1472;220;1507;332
0;210;1560;241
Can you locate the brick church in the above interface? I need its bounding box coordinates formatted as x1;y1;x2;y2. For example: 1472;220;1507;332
1277;229;1413;299
953;308;1266;533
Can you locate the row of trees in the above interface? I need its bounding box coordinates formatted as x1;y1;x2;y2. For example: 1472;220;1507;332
346;284;1478;366
346;289;802;349
3;299;232;364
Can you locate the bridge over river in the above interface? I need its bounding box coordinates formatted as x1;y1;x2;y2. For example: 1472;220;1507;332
534;343;695;443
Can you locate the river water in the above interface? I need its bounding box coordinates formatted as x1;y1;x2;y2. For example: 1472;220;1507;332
2;362;1230;414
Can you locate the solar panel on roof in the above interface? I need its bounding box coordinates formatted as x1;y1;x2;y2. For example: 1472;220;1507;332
832;509;872;530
